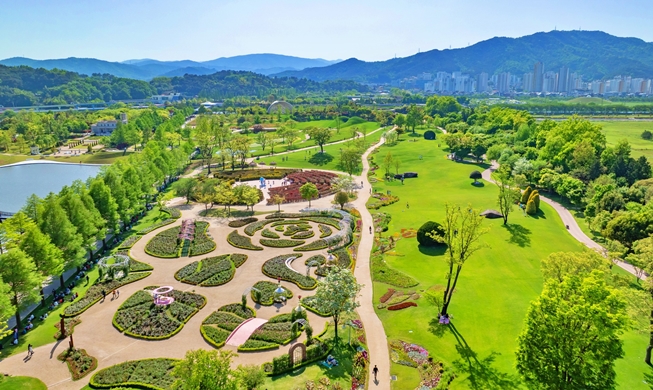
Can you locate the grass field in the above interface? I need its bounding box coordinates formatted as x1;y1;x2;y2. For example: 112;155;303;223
0;376;47;390
594;120;653;162
366;133;650;389
0;150;131;166
258;127;386;174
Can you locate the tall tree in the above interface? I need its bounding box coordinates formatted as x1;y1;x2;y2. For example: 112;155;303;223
516;272;627;390
38;194;84;286
89;178;120;237
59;189;100;259
438;204;488;316
0;249;42;328
308;127;332;153
312;267;361;340
497;174;519;225
171;349;239;390
172;178;198;204
339;148;361;176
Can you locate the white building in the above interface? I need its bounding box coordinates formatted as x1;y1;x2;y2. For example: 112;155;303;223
151;93;182;104
91;113;128;136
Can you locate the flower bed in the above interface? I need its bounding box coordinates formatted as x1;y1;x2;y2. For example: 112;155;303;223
251;281;293;306
238;339;279;352
294;239;329;252
247;314;300;345
175;255;236;286
57;348;97;381
389;340;449;389
266;211;343;220
231;253;248;267
266;170;338;204
162;207;181;219
245;219;281;236
63;272;151;317
300;296;331;317
190;221;216;256
201;304;255;348
89;358;177;389
113;288;206;340
218;303;256;319
368;193;400;210
318;224;333;238
118;235;142;249
213;168;298;181
228;217;258;228
227;230;263;250
54;317;81;339
305;254;326;266
274;226;285;231
145;226;181;258
117;250;154;272
262;254;317;290
371;255;419;288
300;217;341;229
387;302;417;311
379;288;396;304
260;238;305;248
262;228;280;239
282;224;311;236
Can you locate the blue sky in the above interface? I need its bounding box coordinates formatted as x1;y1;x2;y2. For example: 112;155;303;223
1;0;651;62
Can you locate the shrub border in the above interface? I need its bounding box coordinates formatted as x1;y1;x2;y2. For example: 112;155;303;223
57;348;98;381
89;357;179;390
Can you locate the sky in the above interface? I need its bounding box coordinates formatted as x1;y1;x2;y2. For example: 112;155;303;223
1;0;652;63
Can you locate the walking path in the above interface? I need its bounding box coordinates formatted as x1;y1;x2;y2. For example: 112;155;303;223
481;161;645;280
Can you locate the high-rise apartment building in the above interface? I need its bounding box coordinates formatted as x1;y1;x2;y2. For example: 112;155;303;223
558;66;569;93
523;72;534;92
477;72;489;93
532;62;544;92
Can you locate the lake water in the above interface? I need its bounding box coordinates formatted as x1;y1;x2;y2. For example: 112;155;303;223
0;162;103;213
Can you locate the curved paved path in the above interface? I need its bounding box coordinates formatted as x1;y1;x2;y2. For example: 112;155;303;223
481;161;645;280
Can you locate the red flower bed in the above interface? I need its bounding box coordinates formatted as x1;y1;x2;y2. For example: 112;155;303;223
387;302;417;311
380;288;396;303
267;170;338;204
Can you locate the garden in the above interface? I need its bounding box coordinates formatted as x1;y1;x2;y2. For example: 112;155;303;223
174;253;247;286
113;287;206;340
262;254;317;290
200;303;256;348
89;358;177;389
145;220;216;258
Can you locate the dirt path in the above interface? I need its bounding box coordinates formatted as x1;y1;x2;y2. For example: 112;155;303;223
481;161;645;280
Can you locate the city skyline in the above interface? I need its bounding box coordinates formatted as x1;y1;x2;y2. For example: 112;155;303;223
1;0;652;62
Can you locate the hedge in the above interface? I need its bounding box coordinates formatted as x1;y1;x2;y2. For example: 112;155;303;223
261;228;280;239
227;230;263;251
262;254;317;290
238;339;280;352
260;239;305;248
189;221;216;256
244;219;281;236
213;168;298;181
292;230;315;239
231;253;248;267
300;216;341;229
263;334;331;376
388;302;417;310
251;281;293;306
200;325;231;348
175;255;235;287
294;239;329;252
144;226;181;258
318;224;333;238
266;211;343;220
300;296;331;317
63;272;151;317
118;235;142;249
228;217;258;228
218;303;256;319
89;358;177;390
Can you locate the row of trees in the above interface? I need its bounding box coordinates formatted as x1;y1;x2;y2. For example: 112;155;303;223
0;139;190;331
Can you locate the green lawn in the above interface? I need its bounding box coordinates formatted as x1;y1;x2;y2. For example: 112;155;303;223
594;120;653;162
258;127;386;174
366;133;650;389
0;376;47;390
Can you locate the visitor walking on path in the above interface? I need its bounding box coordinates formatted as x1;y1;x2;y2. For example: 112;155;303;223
101;289;106;302
373;365;379;382
27;344;33;358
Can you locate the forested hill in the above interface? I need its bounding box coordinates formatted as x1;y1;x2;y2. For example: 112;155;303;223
276;30;653;83
0;66;367;106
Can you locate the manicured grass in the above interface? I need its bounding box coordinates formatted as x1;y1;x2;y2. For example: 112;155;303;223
367;133;648;389
258;127;386;174
594;120;653;162
0;151;132;166
0;376;47;390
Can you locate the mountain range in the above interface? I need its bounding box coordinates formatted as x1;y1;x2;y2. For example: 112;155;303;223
0;54;340;80
276;30;653;83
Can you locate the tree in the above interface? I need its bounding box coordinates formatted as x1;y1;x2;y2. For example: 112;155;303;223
497;175;519;225
299;183;319;207
172;349;239;390
256;131;268;151
541;250;611;283
173;178;198;204
312;267;361;340
89;178;120;234
285;128;300;149
439;204;488;316
271;194;285;212
334;191;349;209
642;130;653;140
393;114;406;129
235;185;260;211
520;186;533;204
340;148;361;176
0;249;42;328
331;175;356;195
59;189;100;259
38;194;85;286
309;127;332;153
525;199;537;215
393;157;402;175
469;170;482;184
516;272;628;390
236;364;265;390
0;278;12;337
214;183;237;216
382;152;394;179
405;104;423;134
418;221;445;247
264;132;277;154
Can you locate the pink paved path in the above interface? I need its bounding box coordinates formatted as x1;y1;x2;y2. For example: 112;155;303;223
225;318;268;346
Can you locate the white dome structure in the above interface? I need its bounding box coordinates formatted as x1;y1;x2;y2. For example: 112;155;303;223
267;100;293;114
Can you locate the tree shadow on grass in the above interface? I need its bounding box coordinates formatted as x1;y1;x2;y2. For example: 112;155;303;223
503;224;531;247
471;182;485;187
308;152;333;166
449;322;522;390
418;245;447;257
528;209;547;220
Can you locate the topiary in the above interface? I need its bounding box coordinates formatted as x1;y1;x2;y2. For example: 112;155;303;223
528;190;540;210
417;221;446;247
424;130;436;140
521;186;533;204
469;171;482;184
525;199;537;215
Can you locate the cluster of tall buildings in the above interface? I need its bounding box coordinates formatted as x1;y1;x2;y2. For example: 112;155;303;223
409;61;653;96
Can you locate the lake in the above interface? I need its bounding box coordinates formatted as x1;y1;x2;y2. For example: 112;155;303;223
0;162;103;213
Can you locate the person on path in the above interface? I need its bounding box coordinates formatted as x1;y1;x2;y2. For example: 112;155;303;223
116;289;120;298
373;365;379;381
369;226;372;234
85;275;90;285
27;344;33;357
112;290;116;300
101;289;106;302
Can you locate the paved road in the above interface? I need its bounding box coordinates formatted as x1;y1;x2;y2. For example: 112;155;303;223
481;161;645;280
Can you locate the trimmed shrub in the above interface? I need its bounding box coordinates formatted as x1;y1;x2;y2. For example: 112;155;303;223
228;217;258;228
189;221;216;256
175;255;235;286
145;226;180;258
238;339;279;352
526;199;537;215
201;325;231;348
294;239;329;252
529;190;541;210
227;230;263;250
261;228;280;239
118;235;142;249
231;253;248;267
90;358;176;389
417;221;446;247
291;230;315;239
380;288;396;303
521;186;533;204
424;130;436;140
262;254;317;289
318;224;333;238
260;238;305;248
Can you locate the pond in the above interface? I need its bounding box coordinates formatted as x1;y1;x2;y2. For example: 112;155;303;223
0;162;103;213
